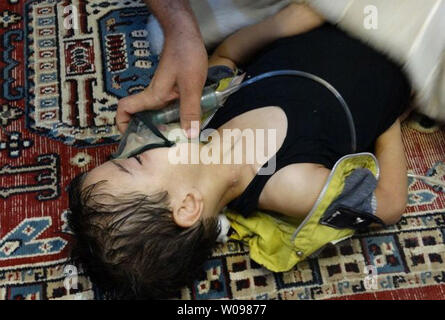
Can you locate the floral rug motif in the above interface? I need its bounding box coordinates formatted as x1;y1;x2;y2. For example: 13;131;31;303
0;0;444;300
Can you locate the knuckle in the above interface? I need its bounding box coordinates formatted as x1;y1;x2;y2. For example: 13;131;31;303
181;113;201;122
180;107;201;120
117;99;129;111
149;83;173;104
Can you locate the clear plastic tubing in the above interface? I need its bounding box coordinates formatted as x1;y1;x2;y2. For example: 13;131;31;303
231;70;357;154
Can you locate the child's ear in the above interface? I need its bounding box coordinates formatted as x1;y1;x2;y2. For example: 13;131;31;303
173;188;204;228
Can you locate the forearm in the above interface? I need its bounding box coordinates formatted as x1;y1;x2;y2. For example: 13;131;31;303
209;15;283;69
144;0;202;40
373;119;408;224
209;3;324;68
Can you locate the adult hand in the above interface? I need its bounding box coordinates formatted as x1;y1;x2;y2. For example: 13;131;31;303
116;26;208;138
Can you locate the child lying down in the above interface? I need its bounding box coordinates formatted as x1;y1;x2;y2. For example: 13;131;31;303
68;3;411;299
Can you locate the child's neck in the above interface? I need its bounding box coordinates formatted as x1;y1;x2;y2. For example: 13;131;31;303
190;136;255;217
193;106;285;216
195;160;251;218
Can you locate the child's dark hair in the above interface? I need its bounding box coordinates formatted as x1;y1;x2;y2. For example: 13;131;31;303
67;173;219;299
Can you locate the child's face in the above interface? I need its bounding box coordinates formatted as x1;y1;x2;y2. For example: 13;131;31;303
83;146;175;197
81;141;211;227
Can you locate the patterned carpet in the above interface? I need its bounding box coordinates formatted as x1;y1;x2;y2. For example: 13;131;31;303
1;0;444;300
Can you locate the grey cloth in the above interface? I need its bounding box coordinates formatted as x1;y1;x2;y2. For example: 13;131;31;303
321;168;384;230
330;168;377;214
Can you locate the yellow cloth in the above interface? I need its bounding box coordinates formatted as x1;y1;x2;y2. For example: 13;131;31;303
226;152;379;272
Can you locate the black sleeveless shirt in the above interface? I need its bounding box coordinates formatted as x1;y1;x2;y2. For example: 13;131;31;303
205;24;411;217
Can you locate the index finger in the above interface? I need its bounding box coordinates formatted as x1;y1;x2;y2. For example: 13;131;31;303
116;89;176;133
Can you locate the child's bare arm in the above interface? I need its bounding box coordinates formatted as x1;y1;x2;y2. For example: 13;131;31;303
209;3;324;69
258;118;408;222
373;118;408;225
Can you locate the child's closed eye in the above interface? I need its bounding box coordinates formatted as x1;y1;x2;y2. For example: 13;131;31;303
132;155;142;165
